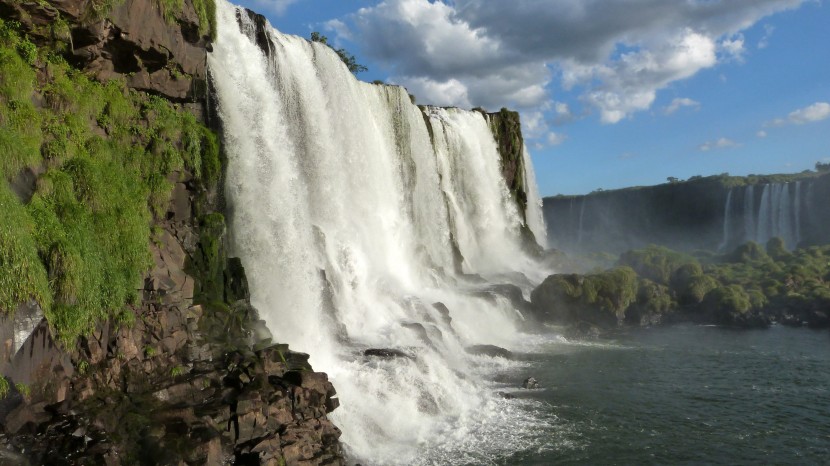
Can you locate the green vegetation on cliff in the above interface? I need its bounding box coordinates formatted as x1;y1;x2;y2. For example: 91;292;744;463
0;19;219;344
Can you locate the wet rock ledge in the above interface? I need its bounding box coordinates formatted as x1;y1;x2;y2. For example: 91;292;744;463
0;297;343;465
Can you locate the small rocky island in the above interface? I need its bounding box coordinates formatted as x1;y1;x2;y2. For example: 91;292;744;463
529;239;830;335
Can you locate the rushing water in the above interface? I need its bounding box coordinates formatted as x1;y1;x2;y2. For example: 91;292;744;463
499;325;830;465
209;1;549;463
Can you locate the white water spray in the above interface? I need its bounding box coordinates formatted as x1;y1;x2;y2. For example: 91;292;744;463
522;145;548;247
745;182;800;249
743;185;755;244
577;197;586;245
718;189;733;252
209;2;548;464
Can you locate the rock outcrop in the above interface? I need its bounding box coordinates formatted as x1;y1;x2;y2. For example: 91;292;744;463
1;0;210;101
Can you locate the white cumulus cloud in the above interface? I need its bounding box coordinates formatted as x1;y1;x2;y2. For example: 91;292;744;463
699;137;740;152
664;97;701;115
763;102;830;129
546;132;567;146
332;0;808;133
788;102;830;124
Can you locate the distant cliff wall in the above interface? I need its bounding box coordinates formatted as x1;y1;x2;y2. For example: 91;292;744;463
544;172;830;254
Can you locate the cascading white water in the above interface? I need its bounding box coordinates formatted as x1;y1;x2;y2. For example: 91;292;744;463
794;181;802;246
757;184;772;244
777;184;794;248
522;145;548;247
577;197;586;245
745;182;800;249
770;184;782;242
718;189;733;252
208;1;549;464
743;185;755;244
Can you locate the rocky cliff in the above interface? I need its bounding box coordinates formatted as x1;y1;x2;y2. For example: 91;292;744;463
0;1;343;464
544;172;830;254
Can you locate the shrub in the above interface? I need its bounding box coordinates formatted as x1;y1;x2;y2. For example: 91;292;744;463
766;237;790;261
635;279;674;314
728;241;768;263
618;245;694;284
582;266;639;318
703;285;752;324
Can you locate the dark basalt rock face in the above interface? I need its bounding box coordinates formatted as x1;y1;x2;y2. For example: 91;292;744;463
0;302;343;464
3;0;209;101
485;108;526;221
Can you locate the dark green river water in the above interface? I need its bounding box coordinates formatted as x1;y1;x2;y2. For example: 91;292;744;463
502;324;830;465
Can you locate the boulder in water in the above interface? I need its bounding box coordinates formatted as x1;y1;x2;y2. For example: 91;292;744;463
522;377;540;389
401;322;434;348
363;348;413;360
431;302;453;327
465;344;514;359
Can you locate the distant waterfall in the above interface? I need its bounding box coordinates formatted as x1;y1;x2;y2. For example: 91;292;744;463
778;184;794;247
743;185;755;242
741;182;803;249
756;184;772;244
718;189;733;252
209;1;546;464
577;197;586;245
794;181;802;245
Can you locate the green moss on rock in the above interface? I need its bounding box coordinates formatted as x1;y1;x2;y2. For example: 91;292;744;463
0;20;220;344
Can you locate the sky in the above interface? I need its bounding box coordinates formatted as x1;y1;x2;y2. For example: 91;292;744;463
236;0;830;197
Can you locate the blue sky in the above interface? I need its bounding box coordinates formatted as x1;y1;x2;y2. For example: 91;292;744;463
237;0;830;196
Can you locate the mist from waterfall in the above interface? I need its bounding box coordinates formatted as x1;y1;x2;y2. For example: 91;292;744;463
208;1;549;463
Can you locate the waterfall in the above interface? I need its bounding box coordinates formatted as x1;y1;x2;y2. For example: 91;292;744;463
794;181;802;246
577;197;586;245
522;145;548;247
718;189;733;252
778;184;794;249
209;2;547;464
746;182;802;249
756;184;771;244
743;184;755;244
770;184;782;242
